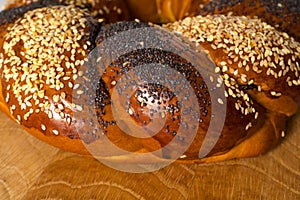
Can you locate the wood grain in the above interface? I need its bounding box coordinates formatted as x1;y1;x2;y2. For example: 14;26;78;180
0;110;299;199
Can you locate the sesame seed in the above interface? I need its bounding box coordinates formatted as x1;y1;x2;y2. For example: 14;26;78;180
117;8;122;15
221;86;227;95
17;115;21;122
73;84;80;90
245;122;252;131
207;35;214;42
78;71;84;76
53;95;60;103
48;111;53;119
57;104;64;110
258;85;262;92
128;108;134;115
111;80;117;86
222;65;228;72
61;92;66;99
11;105;16;110
270;91;282;97
255;112;259;119
77;90;84;95
248;80;254;85
220;61;227;66
66;116;72;125
218;98;224;105
41;124;46;131
52;130;59;135
75;104;83;111
241;75;247;83
60;112;65;118
235;102;240;110
98;18;105;23
5;93;9;103
68;82;74;88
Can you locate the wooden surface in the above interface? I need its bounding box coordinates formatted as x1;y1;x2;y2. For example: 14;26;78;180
0;110;299;200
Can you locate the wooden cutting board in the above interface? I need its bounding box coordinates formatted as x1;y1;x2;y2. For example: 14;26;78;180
0;110;299;200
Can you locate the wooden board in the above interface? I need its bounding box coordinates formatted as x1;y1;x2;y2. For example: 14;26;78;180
0;110;299;199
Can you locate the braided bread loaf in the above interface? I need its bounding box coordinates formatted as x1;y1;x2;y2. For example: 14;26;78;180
0;0;299;164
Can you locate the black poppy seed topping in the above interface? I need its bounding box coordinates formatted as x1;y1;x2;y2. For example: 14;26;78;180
164;15;300;130
0;5;92;135
94;47;211;137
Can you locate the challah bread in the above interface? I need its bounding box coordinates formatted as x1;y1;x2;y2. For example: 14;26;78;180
0;2;299;163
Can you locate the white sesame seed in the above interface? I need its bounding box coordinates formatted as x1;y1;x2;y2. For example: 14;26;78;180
218;98;224;105
207;35;214;42
53;95;60;103
77;90;84;95
66;116;72;125
68;82;74;88
128;108;134;115
52;130;59;135
111;80;117;86
75;105;83;111
245;122;252;131
17;115;21;122
41;124;46;131
48;111;53;119
73;84;80;90
220;61;227;66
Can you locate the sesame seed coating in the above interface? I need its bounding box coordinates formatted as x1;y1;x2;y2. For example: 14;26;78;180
164;15;300;131
0;5;93;137
0;2;297;161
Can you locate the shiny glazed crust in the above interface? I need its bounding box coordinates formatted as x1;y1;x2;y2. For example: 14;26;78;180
0;1;299;163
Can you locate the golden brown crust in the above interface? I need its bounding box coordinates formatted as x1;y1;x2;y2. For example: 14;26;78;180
0;5;99;155
0;2;299;164
164;15;300;109
196;111;287;163
163;14;299;161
